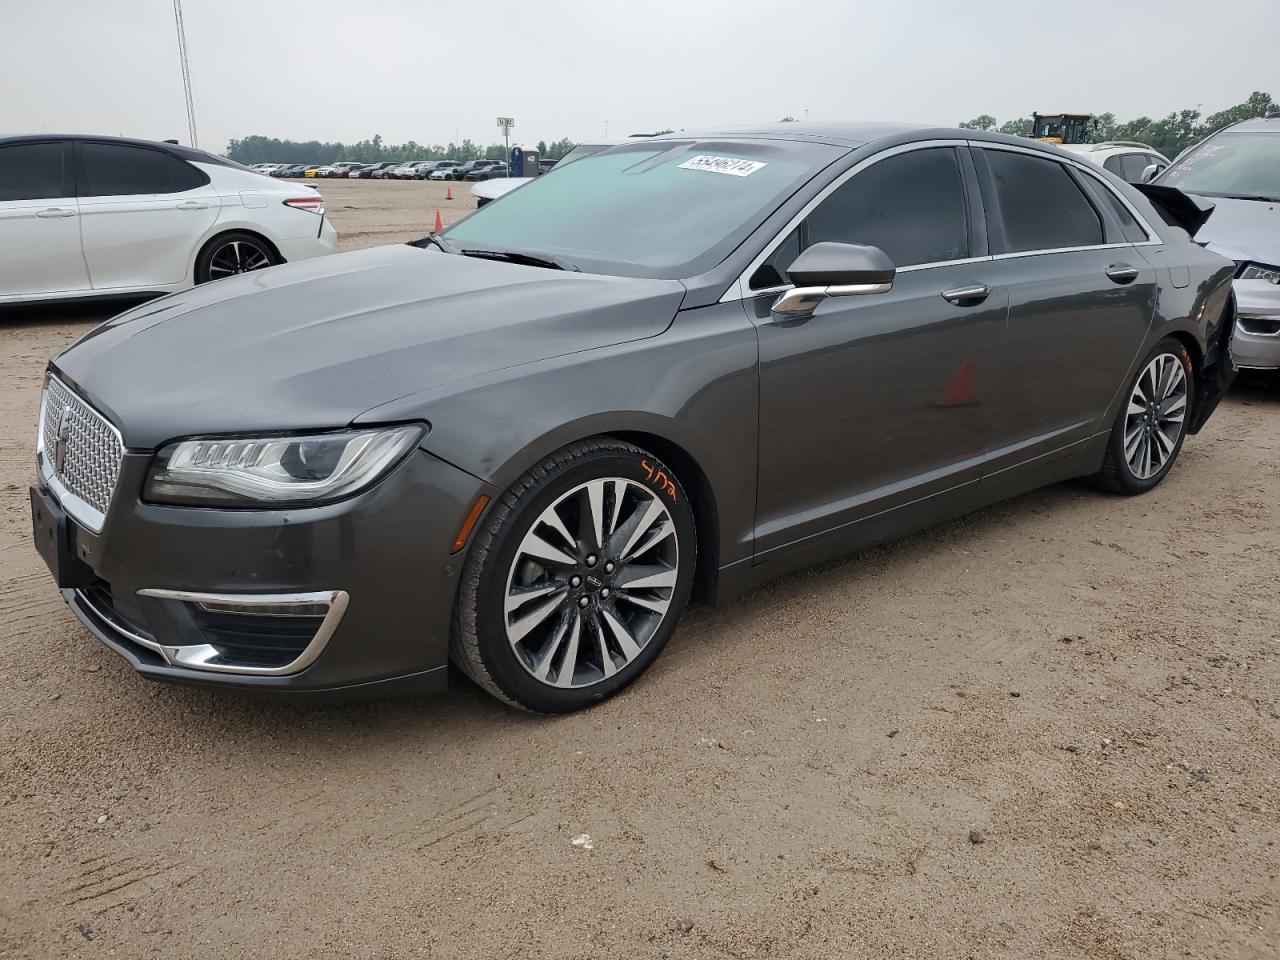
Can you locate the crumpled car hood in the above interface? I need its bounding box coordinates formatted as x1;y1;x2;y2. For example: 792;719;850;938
54;245;686;449
1191;195;1280;266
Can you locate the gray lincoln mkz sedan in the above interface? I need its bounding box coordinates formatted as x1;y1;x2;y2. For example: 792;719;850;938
32;122;1236;712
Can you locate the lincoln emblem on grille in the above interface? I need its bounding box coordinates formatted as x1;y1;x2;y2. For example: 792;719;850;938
54;408;72;474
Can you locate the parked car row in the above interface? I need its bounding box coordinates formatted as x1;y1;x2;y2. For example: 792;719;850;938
248;159;508;180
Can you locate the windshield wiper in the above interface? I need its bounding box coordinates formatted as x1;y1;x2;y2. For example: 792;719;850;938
426;233;457;253
460;248;579;271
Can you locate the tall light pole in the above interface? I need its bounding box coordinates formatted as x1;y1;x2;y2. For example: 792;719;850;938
173;0;198;147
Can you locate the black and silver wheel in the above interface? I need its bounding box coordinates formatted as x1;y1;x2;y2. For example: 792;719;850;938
1093;337;1193;494
195;232;277;284
452;439;696;713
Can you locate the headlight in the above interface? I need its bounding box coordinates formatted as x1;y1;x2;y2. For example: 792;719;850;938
144;425;423;506
1238;262;1280;285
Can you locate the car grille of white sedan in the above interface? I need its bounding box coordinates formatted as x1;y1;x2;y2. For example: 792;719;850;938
39;376;124;530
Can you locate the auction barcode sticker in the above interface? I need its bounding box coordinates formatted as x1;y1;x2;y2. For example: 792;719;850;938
678;155;766;177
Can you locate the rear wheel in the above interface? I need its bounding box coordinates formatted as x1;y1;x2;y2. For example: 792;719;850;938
195;232;277;284
452;439;696;713
1092;337;1193;494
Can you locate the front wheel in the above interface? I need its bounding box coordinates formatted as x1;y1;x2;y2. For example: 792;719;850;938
451;439;697;713
1092;337;1193;494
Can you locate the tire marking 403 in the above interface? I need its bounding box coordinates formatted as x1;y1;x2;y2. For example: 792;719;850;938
640;460;677;501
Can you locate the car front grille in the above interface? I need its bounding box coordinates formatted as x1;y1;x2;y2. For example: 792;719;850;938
39;376;124;529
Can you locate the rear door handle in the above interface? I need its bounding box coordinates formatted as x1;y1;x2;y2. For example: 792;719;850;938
941;283;990;305
1105;263;1140;284
35;207;77;218
176;200;209;210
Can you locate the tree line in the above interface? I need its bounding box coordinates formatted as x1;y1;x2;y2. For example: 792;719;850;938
958;91;1276;159
225;134;579;165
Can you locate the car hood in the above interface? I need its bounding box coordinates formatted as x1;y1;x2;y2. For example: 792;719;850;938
1189;195;1280;265
54;245;686;449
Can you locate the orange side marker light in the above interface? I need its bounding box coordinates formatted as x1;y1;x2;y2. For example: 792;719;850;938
451;495;491;553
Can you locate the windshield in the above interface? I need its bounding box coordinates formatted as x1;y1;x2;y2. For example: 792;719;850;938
442;140;840;278
1161;132;1280;200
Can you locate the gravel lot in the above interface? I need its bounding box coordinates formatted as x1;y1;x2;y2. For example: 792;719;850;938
1;179;1278;959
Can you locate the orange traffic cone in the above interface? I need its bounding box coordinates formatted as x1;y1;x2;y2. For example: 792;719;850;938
433;208;444;234
933;360;978;408
445;186;454;201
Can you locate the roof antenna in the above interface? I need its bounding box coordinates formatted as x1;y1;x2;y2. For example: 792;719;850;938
173;0;198;147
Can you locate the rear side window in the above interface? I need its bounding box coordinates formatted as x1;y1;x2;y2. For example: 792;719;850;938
985;150;1103;252
805;148;969;266
1079;175;1150;243
80;142;206;196
0;142;68;202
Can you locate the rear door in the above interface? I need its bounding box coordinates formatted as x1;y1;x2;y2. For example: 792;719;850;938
0;140;89;299
75;140;219;290
972;146;1156;473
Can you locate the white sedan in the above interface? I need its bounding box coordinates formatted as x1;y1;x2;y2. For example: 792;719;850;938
0;135;338;305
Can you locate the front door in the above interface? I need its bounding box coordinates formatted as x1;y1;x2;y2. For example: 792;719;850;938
749;146;1007;559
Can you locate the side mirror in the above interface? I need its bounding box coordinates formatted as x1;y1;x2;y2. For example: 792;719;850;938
1140;163;1165;184
773;242;895;316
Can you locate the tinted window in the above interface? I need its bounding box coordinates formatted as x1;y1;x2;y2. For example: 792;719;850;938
750;227;801;289
1080;175;1149;243
0;142;67;202
986;151;1103;252
81;142;198;195
169;155;207;191
805;148;969;266
1103;155;1126;176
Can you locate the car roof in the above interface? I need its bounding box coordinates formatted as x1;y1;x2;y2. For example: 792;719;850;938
1225;116;1280;133
0;132;237;167
642;121;1084;157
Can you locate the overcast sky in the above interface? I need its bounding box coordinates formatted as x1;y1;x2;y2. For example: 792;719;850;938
4;0;1277;152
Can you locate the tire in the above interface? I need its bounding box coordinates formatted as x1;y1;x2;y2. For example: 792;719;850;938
194;232;278;284
1091;337;1194;494
452;438;697;713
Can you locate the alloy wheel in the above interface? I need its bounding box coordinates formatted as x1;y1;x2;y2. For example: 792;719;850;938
208;240;272;278
503;478;679;689
1123;352;1188;480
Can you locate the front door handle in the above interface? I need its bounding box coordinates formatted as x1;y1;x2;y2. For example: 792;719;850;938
941;283;990;305
1105;263;1140;284
176;200;209;210
35;207;77;218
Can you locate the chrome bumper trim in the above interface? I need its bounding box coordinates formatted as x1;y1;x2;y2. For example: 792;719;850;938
77;587;349;677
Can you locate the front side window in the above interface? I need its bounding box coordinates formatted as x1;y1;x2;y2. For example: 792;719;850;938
985;150;1103;252
804;148;970;267
80;142;203;196
0;141;68;202
443;140;841;279
1160;132;1280;201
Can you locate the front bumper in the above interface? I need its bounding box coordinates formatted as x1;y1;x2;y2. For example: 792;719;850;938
34;447;496;697
1231;279;1280;370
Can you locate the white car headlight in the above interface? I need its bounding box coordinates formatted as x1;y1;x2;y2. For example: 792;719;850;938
1238;262;1280;285
144;425;423;506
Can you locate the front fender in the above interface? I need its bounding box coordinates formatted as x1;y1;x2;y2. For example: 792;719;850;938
357;302;761;568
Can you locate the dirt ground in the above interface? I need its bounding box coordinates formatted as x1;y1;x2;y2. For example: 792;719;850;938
1;179;1278;960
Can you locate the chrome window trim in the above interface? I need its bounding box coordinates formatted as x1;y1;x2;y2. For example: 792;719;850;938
35;374;125;534
124;588;350;676
723;137;1164;305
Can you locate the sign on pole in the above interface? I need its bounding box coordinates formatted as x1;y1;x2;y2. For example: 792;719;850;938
497;117;515;153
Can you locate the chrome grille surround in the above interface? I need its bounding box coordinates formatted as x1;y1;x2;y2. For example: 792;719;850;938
36;375;125;533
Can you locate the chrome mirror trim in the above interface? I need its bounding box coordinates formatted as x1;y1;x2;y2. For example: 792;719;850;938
772;281;892;316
